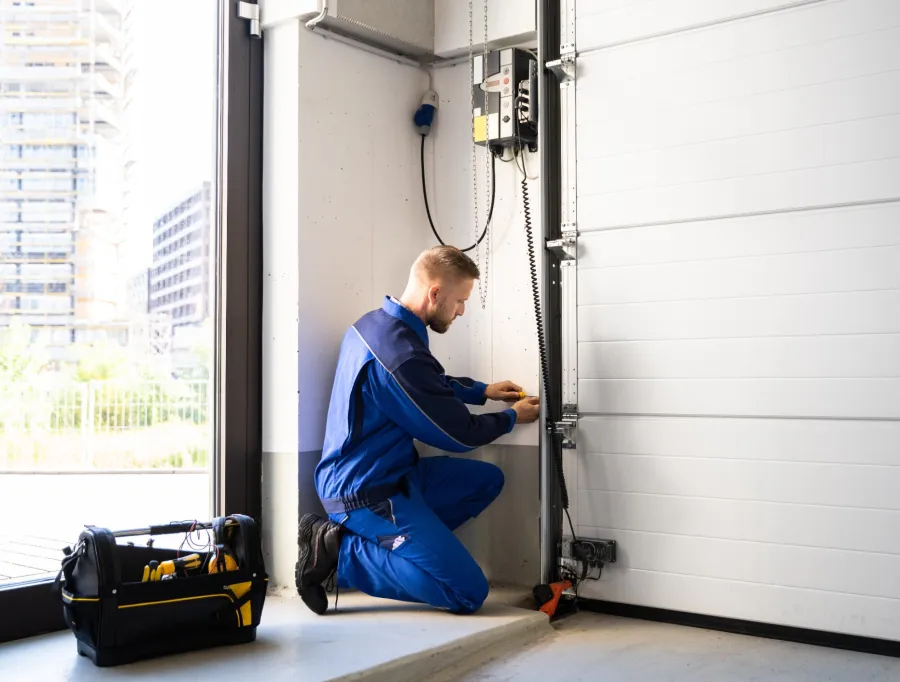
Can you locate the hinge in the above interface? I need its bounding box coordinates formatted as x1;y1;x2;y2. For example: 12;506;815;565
546;226;577;260
546;43;576;85
238;1;261;38
550;403;578;449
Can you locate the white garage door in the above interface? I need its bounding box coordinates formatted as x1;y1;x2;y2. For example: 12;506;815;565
567;0;900;640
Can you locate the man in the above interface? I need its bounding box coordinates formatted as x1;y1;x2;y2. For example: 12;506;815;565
295;246;541;616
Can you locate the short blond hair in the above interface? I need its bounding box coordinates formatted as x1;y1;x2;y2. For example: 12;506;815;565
415;246;480;282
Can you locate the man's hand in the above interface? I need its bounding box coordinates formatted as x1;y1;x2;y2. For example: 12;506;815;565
486;380;524;403
512;397;540;424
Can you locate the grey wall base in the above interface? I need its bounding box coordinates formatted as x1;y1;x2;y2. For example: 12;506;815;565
261;449;318;589
420;444;542;588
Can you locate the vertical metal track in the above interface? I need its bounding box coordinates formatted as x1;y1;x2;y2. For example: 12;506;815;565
538;0;563;584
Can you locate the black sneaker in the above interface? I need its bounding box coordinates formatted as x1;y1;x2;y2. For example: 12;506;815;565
295;513;343;615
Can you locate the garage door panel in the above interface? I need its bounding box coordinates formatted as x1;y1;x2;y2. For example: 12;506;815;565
578;204;900;269
578;378;900;419
577;71;900;161
578;245;900;305
577;416;900;466
572;0;900;638
583;527;900;601
578;160;900;229
579;115;900;196
579;0;900;89
579;567;900;641
579;452;900;510
578;335;900;379
577;25;900;124
578;490;900;555
579;291;900;342
576;0;850;49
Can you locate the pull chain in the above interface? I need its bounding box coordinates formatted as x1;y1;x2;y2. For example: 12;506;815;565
469;0;491;309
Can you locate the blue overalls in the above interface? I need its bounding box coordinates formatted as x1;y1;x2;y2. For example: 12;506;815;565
315;296;517;614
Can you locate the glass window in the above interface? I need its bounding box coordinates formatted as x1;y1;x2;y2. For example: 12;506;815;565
18;295;71;313
18;231;71;250
20;263;71;280
19;202;73;223
21;177;73;192
0;0;261;642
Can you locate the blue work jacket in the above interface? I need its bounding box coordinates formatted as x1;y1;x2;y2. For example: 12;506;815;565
315;296;517;514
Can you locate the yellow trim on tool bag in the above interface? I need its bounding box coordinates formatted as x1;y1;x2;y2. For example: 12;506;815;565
61;589;100;603
118;594;233;610
226;581;254;627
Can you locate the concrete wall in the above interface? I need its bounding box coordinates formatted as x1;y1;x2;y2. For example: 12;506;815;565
434;0;536;57
422;61;543;587
262;20;302;591
262;11;544;591
262;22;428;588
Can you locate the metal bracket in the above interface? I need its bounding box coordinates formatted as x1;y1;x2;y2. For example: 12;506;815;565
551;403;578;449
546;44;576;85
238;1;261;38
546;226;577;260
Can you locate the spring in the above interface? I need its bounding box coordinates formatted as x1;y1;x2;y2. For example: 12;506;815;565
522;173;571;512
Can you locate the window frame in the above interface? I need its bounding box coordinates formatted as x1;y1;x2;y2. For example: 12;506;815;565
0;0;264;644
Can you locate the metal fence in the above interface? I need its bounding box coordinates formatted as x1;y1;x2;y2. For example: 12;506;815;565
0;380;212;470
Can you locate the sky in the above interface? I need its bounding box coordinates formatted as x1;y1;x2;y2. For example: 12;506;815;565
127;0;218;270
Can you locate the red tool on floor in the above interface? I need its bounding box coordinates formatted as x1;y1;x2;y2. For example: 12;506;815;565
533;580;574;620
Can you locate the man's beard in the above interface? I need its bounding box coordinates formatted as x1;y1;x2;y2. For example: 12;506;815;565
428;317;451;334
427;310;454;334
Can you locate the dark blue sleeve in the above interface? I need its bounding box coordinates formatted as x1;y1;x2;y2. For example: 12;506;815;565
446;375;488;405
374;356;516;453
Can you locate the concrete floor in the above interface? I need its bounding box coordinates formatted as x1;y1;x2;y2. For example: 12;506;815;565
0;589;548;682
459;611;900;682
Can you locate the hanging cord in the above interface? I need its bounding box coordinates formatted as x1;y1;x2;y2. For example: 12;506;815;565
518;143;578;545
420;135;496;253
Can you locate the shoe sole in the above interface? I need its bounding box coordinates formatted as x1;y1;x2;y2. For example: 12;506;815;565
295;513;319;592
296;514;329;615
300;584;329;616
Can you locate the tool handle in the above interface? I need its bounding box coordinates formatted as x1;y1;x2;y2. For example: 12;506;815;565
112;520;239;538
147;522;199;536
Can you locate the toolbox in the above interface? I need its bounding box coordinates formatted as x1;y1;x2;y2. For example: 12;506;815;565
54;515;268;667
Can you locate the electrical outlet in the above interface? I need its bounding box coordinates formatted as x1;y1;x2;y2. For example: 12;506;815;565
569;538;617;567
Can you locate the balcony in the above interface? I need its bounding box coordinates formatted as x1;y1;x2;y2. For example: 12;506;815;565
0;67;125;100
1;39;127;74
0;0;127;19
0;6;126;46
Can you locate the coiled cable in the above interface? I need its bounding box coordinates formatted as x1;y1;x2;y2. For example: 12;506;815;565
519;151;577;542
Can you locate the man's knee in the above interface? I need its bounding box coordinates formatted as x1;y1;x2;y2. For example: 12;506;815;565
480;461;505;502
449;568;490;615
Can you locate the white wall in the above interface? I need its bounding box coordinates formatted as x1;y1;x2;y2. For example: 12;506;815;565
426;62;543;448
422;61;544;584
262;22;429;587
434;0;536;57
294;33;429;452
261;19;301;591
262;9;546;589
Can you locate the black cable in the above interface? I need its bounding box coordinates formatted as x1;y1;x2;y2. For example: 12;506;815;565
420;135;496;253
519;143;578;578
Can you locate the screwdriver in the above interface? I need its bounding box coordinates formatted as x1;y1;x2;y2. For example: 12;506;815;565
157;554;202;580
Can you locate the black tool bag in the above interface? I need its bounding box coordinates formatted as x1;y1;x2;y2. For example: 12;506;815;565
54;515;268;667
